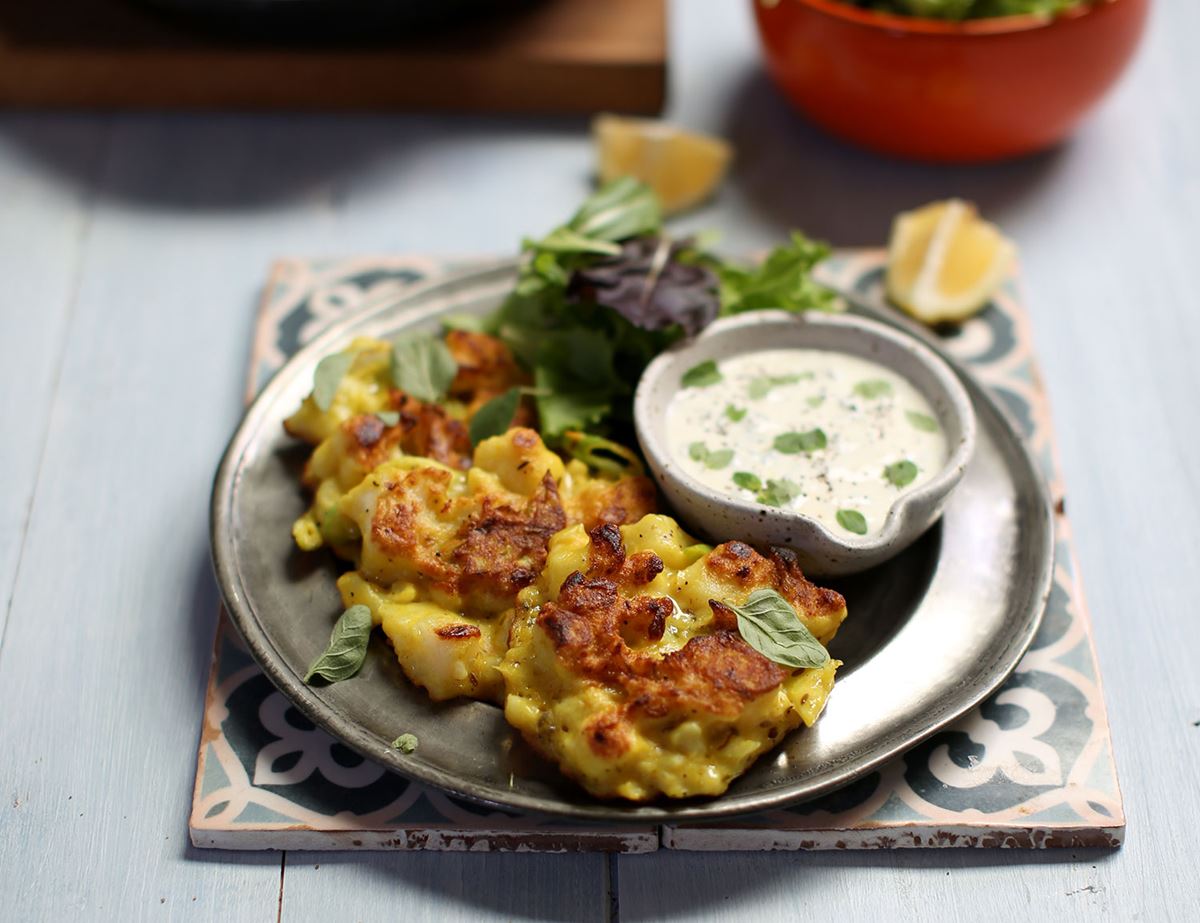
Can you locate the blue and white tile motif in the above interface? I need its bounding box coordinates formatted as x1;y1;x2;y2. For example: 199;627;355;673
191;252;1122;851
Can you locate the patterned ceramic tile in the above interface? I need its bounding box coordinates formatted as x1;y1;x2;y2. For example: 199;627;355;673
190;251;1122;851
665;251;1123;850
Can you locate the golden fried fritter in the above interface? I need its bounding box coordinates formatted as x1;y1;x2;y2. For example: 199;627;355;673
445;329;533;419
501;515;847;800
560;459;658;530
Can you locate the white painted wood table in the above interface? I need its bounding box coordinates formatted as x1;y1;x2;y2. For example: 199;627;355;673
1;1;1196;919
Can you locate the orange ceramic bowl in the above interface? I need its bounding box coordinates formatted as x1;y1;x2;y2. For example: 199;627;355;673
752;0;1150;162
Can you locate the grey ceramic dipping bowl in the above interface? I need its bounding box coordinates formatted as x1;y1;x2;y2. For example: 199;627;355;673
634;310;976;576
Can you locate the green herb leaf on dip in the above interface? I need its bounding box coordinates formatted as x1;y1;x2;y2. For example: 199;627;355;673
391;334;458;403
853;379;894;399
906;410;939;433
884;460;919;487
836;509;869;535
312;352;355;412
757;478;800;507
391;733;419;754
682;360;722;388
469;387;522;446
689;442;733;470
725;588;830;669
806;395;825;408
732;471;762;491
748;372;812;400
304;605;373;684
375;411;401;427
773;428;827;454
725;404;747;422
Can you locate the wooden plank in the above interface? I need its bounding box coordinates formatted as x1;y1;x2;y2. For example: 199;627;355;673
280;851;610;923
0;0;665;113
0;117;104;641
0;118;282;920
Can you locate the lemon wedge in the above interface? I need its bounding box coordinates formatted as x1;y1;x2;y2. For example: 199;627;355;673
886;199;1016;325
593;114;732;215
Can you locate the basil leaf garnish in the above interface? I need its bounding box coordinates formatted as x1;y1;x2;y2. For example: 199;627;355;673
468;387;522;446
725;588;829;669
391;733;419;754
906;410;939;433
304;605;373;684
312;352;355;412
756;478;800;507
836;509;868;535
681;360;722;388
725;404;747;422
375;411;400;427
884;460;918;487
773;428;827;454
853;379;893;399
732;471;762;491
391;334;458;403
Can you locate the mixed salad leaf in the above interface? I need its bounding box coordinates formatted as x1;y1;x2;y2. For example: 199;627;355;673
473;178;837;444
845;0;1089;19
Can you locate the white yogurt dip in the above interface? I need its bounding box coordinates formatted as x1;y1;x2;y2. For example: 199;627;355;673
667;349;949;536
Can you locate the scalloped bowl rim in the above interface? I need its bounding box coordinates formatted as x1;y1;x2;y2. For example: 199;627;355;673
633;310;978;570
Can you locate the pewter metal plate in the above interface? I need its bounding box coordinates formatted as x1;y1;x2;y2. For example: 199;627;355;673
210;261;1053;823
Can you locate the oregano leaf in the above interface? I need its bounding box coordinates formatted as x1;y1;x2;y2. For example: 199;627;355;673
836;509;868;535
304;605;373;684
884;460;918;487
906;410;939;433
773;428;827;454
853;379;893;399
732;471;762;491
312;352;354;412
682;360;722;388
391;733;419;754
468;387;522;446
756;478;800;507
391;334;458;403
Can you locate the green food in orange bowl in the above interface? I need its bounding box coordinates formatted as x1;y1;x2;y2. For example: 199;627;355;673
842;0;1091;19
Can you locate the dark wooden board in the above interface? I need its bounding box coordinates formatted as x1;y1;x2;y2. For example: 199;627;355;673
0;0;666;112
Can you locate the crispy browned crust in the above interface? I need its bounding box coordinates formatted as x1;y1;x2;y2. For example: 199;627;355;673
368;465;568;605
369;466;460;588
324;399;473;479
435;624;483;640
534;527;806;759
446;330;532;418
451;472;567;601
704;542;847;625
564;474;659;530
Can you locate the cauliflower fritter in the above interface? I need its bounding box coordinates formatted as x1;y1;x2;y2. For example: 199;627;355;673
324;428;659;702
288;331;532;551
283;331;529;448
501;515;847;800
